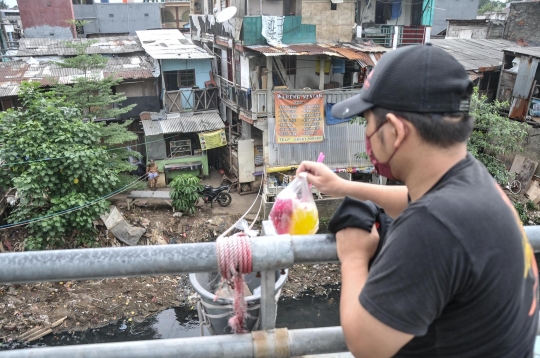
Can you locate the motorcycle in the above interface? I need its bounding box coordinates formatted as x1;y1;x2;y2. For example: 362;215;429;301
200;184;232;208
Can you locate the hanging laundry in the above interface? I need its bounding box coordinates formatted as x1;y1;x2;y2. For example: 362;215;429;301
391;0;402;19
326;103;354;125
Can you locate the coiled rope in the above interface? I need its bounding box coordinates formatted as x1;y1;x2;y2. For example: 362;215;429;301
215;232;253;333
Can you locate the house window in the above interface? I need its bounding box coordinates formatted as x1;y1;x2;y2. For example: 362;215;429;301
164;70;196;90
330;2;337;10
109;13;114;17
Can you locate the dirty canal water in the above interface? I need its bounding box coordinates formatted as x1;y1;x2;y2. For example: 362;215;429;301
1;286;340;350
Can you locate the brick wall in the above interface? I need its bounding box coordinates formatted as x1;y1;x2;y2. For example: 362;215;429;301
446;24;488;39
301;0;355;43
504;1;540;43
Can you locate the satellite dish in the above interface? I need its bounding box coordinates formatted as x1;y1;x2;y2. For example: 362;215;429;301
216;6;237;23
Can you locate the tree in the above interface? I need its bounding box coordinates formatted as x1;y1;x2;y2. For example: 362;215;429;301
478;0;505;14
468;89;527;178
52;41;140;175
0;1;8;10
0;83;118;250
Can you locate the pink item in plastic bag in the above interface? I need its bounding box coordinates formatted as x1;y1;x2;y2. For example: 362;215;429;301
269;195;294;234
268;173;319;235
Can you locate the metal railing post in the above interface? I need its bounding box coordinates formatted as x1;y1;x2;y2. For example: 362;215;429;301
260;221;279;330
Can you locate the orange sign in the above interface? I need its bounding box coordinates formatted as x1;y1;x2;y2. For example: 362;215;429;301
274;92;324;144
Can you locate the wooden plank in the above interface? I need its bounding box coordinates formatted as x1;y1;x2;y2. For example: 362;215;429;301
510;155;539;192
128;191;171;199
273;57;292;89
526;179;540;203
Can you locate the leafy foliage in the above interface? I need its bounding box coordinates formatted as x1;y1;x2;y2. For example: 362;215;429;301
468;90;528;178
50;41;140;185
526;200;539;212
478;0;505;14
0;83;118;250
169;175;203;215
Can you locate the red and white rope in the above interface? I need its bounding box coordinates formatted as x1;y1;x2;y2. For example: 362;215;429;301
215;233;253;333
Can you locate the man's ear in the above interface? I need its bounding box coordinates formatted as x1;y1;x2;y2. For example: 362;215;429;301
386;113;407;148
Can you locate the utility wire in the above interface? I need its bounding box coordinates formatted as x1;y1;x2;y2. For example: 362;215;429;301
0;155;178;230
1;134;179;167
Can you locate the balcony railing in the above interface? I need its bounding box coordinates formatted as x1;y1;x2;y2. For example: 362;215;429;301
217;75;362;117
164;87;218;113
217;75;253;113
362;25;426;48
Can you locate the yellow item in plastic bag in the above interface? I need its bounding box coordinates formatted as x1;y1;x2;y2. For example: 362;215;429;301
289;202;319;235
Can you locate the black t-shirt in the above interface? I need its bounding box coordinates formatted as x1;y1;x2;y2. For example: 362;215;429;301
360;154;539;357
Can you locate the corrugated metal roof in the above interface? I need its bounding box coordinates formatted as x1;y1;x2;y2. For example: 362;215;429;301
136;29;213;60
245;43;387;61
245;44;345;57
503;47;540;58
141;112;225;136
16;36;144;57
0;56;156;97
430;38;515;71
141;118;162;136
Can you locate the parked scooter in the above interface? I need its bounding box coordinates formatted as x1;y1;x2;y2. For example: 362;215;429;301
200;184;232;207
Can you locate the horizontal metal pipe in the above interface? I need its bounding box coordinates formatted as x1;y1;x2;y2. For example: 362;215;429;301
1;226;539;285
0;327;348;358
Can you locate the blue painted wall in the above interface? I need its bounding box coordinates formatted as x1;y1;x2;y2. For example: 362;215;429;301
162;59;212;110
161;59;212;88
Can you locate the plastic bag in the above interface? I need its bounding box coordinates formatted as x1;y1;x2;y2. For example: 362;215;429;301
269;172;319;235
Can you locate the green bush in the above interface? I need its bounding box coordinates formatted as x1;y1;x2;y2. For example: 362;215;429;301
526;200;539;212
169;174;203;215
0;83;118;250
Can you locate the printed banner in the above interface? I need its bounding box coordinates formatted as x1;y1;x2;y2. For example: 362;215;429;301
198;129;227;150
274;92;324;144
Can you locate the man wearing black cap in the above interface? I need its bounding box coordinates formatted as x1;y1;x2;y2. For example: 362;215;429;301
297;44;538;357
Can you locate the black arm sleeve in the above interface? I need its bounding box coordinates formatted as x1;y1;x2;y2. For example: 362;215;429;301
359;207;470;336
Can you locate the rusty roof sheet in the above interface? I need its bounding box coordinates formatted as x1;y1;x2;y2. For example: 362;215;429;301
136;29;213;60
245;44;345;57
0;56;157;97
16;36;144;57
245;43;387;61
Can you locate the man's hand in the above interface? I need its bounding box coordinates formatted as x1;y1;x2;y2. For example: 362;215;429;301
296;161;349;197
336;225;380;265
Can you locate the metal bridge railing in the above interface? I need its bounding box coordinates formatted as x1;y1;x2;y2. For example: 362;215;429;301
1;223;540;357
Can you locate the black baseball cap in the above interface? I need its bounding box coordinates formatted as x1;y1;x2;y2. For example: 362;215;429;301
331;43;473;119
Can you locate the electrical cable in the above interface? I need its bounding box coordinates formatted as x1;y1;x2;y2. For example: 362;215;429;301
0;153;179;230
218;183;264;239
1;134;179;167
